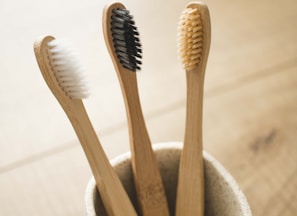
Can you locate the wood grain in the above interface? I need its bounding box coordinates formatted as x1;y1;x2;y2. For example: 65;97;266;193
0;0;296;215
0;66;296;215
204;65;297;216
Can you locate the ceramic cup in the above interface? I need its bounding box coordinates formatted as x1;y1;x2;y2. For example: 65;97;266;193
85;142;252;216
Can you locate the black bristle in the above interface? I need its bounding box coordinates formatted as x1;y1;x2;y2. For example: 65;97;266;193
111;8;142;72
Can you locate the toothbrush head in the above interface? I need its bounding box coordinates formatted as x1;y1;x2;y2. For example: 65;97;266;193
110;7;142;72
34;36;88;100
178;3;210;71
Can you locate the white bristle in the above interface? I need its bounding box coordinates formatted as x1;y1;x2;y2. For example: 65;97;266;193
178;7;203;71
47;39;88;99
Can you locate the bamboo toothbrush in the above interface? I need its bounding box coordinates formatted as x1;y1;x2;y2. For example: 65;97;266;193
175;2;211;216
103;3;170;216
34;35;137;216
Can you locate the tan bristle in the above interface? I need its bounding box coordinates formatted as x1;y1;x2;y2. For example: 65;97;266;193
178;7;203;71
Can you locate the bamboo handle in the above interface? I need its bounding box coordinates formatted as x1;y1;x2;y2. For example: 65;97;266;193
66;100;137;216
176;70;205;216
119;69;170;216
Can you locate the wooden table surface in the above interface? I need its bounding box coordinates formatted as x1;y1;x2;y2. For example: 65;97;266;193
0;0;296;215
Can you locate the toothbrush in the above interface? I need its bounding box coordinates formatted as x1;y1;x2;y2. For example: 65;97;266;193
175;2;211;216
34;35;137;216
103;3;170;216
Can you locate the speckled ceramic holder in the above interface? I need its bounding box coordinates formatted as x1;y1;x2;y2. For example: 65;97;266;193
85;142;252;216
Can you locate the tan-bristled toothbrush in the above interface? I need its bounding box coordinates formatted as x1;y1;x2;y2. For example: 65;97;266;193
175;2;211;216
34;35;137;216
102;3;170;216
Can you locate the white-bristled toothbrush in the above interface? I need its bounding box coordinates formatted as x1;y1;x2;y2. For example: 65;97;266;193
34;35;137;216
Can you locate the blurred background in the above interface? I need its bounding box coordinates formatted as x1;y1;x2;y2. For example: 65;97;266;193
0;0;296;215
